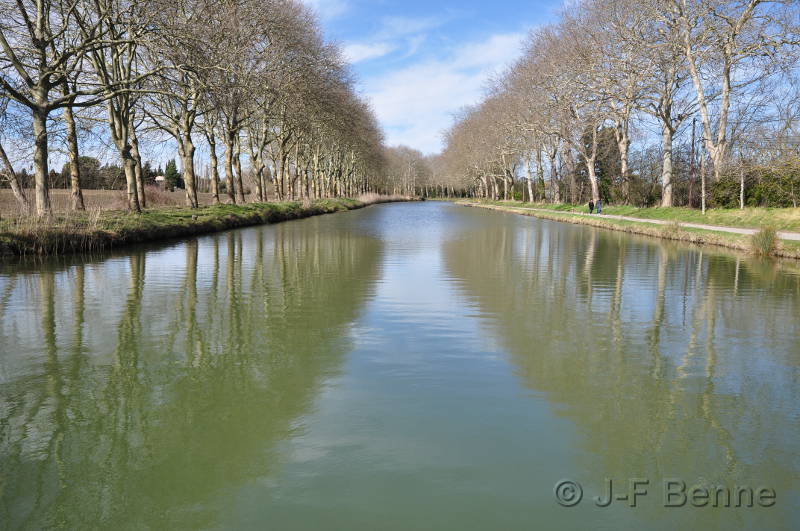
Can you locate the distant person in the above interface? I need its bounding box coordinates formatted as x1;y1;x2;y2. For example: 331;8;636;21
588;200;595;214
596;199;603;215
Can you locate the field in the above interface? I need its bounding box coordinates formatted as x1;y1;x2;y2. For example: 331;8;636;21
0;188;223;215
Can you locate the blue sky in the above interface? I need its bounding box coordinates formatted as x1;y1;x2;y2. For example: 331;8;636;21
302;0;564;154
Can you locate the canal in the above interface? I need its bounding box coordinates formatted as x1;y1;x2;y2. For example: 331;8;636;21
1;201;798;529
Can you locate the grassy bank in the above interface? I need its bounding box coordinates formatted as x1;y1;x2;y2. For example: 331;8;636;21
0;196;409;256
460;201;800;260
493;201;800;232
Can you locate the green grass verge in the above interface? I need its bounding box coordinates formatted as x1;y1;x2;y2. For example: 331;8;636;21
477;200;800;232
0;198;381;256
460;201;800;260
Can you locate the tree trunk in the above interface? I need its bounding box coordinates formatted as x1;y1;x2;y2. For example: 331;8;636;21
536;150;545;202
661;125;674;208
293;144;303;200
313;147;320;199
0;141;31;214
616;126;630;204
548;150;559;203
261;166;269;202
586;128;600;204
565;152;576;204
233;135;245;203
207;135;221;204
587;157;600;204
32;106;52;217
63;103;85;211
130;124;146;209
739;163;745;210
224;131;236;204
251;157;264;202
254;165;263;202
122;151;141;213
280;154;288;200
684;27;730;184
179;136;199;208
107;102;140;213
526;160;534;204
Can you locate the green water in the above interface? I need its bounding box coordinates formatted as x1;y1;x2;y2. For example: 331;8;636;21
1;202;798;530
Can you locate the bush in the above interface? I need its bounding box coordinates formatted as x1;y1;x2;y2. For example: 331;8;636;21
712;161;800;208
710;175;741;209
748;178;797;208
751;226;777;257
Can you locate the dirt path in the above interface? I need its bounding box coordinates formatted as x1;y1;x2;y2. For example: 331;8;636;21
502;206;800;241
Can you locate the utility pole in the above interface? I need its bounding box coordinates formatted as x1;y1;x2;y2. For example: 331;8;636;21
700;137;707;215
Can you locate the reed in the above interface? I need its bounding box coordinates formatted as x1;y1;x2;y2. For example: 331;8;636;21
751;226;778;257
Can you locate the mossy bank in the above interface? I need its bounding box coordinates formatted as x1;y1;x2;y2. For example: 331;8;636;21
0;197;410;256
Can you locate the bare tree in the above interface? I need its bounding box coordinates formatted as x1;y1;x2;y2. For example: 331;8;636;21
78;0;159;212
0;0;128;215
0;92;31;213
673;0;798;182
142;0;221;209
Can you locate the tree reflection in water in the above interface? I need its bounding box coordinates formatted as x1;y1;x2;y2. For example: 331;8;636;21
0;223;382;529
443;218;800;525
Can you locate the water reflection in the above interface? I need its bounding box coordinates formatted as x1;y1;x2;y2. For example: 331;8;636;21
443;215;800;526
0;222;382;529
1;203;799;530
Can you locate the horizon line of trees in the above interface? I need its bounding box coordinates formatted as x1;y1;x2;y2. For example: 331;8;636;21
0;0;406;218
432;0;800;209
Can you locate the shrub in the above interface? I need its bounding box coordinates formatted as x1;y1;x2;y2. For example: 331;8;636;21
712;161;800;208
710;175;741;209
143;186;183;207
751;226;778;257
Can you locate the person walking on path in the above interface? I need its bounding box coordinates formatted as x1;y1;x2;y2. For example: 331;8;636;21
596;199;603;215
588;200;595;214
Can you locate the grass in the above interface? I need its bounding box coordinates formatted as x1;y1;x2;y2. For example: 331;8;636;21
0;194;412;256
751;226;778;257
478;200;800;232
461;201;800;260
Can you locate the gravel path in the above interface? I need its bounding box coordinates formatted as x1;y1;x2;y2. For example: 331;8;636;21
506;206;800;242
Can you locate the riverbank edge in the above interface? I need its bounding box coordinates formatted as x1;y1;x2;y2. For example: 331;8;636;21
458;201;800;260
1;197;414;257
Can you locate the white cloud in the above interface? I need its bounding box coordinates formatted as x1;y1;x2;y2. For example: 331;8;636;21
451;33;526;69
343;42;396;63
403;35;427;59
362;32;526;154
342;15;445;65
301;0;349;20
377;16;445;39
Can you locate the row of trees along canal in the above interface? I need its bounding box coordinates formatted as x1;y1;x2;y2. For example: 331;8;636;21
422;0;800;209
0;0;420;218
